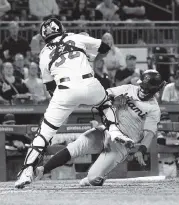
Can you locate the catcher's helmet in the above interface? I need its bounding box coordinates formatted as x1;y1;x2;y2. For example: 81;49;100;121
40;18;65;43
137;70;166;101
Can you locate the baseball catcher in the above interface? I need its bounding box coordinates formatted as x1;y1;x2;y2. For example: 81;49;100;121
15;18;133;188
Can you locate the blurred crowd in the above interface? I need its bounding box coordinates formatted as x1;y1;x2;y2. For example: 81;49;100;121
0;20;178;106
0;21;50;105
0;0;179;22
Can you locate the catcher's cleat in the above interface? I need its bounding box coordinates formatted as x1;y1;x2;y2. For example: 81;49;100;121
79;177;91;187
35;166;45;181
15;166;34;189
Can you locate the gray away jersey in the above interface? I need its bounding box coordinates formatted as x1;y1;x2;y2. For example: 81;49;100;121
107;84;161;143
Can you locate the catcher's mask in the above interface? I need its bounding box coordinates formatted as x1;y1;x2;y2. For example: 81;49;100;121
137;70;166;101
40;18;65;43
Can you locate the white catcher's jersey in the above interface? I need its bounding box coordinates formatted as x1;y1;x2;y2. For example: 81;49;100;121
107;84;161;143
39;33;101;84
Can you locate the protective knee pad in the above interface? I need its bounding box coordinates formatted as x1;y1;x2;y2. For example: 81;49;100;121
88;176;105;186
94;92;118;130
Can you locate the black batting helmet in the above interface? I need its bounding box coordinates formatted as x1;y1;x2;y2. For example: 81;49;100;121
40;18;65;43
137;70;166;100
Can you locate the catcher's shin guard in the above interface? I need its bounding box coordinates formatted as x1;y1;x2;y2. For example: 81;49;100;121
17;133;49;178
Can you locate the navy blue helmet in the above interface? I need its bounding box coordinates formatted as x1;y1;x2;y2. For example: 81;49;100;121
40;18;65;43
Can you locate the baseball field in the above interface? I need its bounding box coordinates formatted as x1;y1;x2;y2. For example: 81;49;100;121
0;178;179;205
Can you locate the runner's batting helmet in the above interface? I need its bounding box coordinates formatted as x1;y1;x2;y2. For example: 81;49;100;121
40;18;65;43
137;70;166;101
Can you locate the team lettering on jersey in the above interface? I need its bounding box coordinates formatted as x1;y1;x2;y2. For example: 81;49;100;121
124;94;147;119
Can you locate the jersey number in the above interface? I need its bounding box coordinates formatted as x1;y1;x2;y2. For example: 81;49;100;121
49;40;80;67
